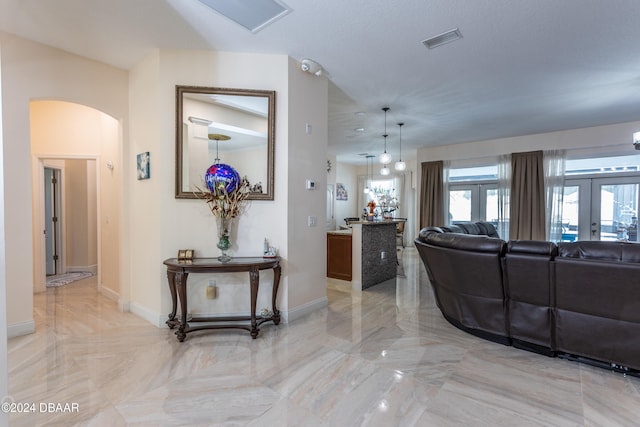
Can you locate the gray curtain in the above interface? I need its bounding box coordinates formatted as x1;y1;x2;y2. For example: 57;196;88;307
420;161;445;228
509;150;546;240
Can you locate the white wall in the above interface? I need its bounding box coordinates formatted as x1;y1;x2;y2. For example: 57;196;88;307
0;32;128;336
0;41;8;425
286;57;329;315
417;121;640;164
128;50;328;325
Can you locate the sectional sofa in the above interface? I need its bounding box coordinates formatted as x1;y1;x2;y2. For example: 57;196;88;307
415;222;640;375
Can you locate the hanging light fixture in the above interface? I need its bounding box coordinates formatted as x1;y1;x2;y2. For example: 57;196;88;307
364;155;374;194
395;122;406;171
380;144;390;176
208;133;231;164
379;107;392;165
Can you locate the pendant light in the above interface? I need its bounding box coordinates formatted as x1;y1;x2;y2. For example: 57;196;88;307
364;155;374;194
379;107;392;165
380;143;391;176
208;133;231;164
394;123;406;171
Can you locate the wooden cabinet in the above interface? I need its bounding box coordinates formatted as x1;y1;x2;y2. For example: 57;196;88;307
327;232;352;281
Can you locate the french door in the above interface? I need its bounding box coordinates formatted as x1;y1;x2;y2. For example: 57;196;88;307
449;183;498;223
562;176;640;242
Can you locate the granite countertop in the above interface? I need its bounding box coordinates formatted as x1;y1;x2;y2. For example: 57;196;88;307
327;229;352;235
352;220;400;226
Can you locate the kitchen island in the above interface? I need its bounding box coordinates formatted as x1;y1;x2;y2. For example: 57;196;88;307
327;220;398;290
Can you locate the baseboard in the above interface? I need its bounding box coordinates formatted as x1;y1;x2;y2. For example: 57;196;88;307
118;299;130;313
7;319;36;338
99;286;119;302
66;264;97;274
284;296;328;323
129;302;165;328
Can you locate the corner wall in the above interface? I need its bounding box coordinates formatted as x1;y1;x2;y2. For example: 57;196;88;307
128;50;329;326
286;57;329;317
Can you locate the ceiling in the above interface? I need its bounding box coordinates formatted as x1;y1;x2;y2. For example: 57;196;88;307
2;0;640;165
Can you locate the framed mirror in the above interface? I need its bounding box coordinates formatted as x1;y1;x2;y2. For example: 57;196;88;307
175;85;276;200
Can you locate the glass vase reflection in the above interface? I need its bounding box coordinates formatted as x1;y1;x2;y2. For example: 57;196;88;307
216;216;233;262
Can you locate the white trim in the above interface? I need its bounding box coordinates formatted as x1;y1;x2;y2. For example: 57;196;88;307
99;285;119;302
118;299;130;313
66;264;98;275
283;296;328;323
129;302;166;328
7;320;36;338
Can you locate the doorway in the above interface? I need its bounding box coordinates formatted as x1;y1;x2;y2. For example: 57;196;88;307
562;175;640;242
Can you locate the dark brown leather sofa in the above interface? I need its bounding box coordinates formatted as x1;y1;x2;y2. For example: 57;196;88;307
415;222;640;375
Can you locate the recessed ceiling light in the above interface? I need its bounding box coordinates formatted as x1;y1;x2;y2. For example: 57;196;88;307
422;28;463;49
354;112;366;116
198;0;291;33
354;127;365;132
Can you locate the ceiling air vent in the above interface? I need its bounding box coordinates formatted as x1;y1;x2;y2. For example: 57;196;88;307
198;0;291;33
422;28;463;49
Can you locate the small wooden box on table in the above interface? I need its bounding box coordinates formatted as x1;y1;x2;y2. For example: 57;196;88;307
163;257;281;342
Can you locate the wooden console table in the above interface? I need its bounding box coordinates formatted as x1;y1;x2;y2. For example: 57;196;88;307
163;257;281;342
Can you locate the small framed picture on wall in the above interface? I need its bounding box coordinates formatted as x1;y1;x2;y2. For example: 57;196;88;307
137;152;150;180
336;183;348;200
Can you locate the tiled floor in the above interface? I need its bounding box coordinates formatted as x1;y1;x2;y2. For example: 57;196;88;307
8;248;640;426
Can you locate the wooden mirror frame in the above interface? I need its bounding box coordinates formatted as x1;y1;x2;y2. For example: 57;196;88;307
175;85;276;200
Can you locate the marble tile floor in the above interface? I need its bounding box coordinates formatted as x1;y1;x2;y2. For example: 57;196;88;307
8;249;640;426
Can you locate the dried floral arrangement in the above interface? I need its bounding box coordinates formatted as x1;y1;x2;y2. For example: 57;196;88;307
197;177;251;219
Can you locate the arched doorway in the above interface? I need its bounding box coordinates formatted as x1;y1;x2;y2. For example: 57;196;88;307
30;100;121;298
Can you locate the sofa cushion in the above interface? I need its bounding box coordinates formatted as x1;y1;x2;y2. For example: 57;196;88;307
558;241;640;262
455;222;482;235
505;239;558;352
418;227;443;242
476;221;500;238
441;224;465;233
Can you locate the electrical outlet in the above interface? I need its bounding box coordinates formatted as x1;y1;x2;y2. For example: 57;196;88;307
206;280;217;299
308;215;317;227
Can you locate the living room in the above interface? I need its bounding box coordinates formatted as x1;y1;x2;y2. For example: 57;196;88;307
2;1;640;425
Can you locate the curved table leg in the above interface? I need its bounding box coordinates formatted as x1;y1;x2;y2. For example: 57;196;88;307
249;266;259;339
272;264;281;325
176;271;188;342
166;270;179;329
